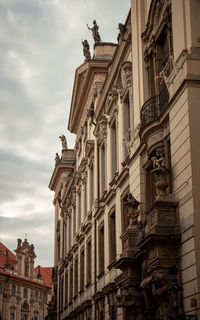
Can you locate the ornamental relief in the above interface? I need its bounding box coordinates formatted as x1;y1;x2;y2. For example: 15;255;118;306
105;88;119;115
94;115;108;144
85;140;94;157
120;61;132;90
147;130;164;153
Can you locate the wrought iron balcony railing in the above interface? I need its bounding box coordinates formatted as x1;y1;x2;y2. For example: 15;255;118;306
140;85;169;130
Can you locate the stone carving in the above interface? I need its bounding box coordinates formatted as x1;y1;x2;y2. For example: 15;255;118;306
150;147;170;199
116;282;145;319
59;134;67;150
124;193;140;225
151;147;166;171
82;39;91;60
22;300;29;310
118;23;126;39
87;20;101;44
121;61;132;89
152;272;174;320
94;115;107;143
141;270;176;320
55;153;60;166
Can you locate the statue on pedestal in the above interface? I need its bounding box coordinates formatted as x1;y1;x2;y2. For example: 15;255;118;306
87;20;101;44
82;39;91;60
59;135;67;150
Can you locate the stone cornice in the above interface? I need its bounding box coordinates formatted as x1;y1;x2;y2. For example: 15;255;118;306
49;158;75;192
68;59;112;134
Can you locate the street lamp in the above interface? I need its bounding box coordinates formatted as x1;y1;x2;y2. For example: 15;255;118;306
168;283;197;320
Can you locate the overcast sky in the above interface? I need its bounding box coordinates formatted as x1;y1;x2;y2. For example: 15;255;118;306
0;0;130;267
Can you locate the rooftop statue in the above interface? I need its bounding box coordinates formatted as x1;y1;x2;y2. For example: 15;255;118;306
87;20;101;44
82;39;91;60
59;134;67;150
55;153;60;165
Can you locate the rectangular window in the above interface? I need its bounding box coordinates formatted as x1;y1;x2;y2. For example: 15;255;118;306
90;165;94;210
62;222;65;258
84;180;87;218
65;270;68;306
80;248;85;292
59;276;64;311
73;206;76;237
10;313;15;320
44;292;47;304
98;223;105;275
121;193;129;233
78;191;81;229
87;240;91;285
109;210;116;264
111;121;117;178
100;145;106;195
11;285;16;296
74;256;78;297
69;215;72;250
0;282;3;294
69;264;73;303
35;291;38;301
123;94;131;160
23;288;28;299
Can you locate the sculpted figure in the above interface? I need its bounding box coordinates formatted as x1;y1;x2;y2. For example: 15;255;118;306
59;134;67;150
151;147;166;171
82;39;91;60
87;20;101;44
55;153;60;165
152;271;174;320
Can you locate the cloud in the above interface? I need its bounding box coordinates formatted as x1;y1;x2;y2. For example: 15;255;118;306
0;0;129;266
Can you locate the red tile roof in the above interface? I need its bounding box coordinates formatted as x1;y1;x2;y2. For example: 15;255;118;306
0;242;16;268
34;266;53;286
0;242;52;288
0;269;51;288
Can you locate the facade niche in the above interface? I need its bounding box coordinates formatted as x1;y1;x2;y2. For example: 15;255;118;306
144;137;172;209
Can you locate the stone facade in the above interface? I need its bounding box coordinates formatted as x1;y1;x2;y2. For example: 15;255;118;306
0;240;52;320
49;1;200;319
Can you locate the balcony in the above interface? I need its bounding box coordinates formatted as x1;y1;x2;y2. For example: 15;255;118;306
140;85;169;130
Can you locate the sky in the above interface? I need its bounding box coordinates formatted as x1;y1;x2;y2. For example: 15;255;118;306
0;0;130;267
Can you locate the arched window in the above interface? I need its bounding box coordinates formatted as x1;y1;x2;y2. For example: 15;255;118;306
24;260;29;277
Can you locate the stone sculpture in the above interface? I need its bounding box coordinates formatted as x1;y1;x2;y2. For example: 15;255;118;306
82;39;91;60
87;20;101;44
59;135;67;150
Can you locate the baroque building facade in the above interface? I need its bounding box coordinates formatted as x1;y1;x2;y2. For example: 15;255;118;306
0;239;52;320
49;0;200;319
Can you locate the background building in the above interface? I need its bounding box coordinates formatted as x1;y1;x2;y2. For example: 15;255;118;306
0;239;52;320
49;0;200;319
